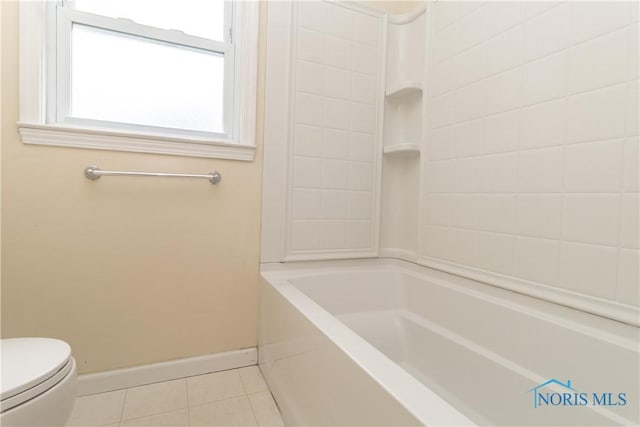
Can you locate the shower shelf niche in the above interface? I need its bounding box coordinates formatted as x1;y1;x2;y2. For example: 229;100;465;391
383;143;421;155
379;5;426;263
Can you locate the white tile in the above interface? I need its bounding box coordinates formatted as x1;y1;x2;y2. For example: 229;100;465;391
484;26;523;77
569;1;631;44
456;2;487;51
433;23;459;63
483;110;518;154
347;220;372;249
558;242;617;299
351;73;376;104
348;191;373;220
562;195;620;246
564;139;624;193
627;80;639;137
428;160;453;193
326;36;353;70
447;228;479;267
426;194;452;226
433;1;457;33
353;12;379;46
523;3;570;61
454;119;484;157
324;66;351;100
322;159;349;189
481;153;518;193
319;220;348;249
122;379;187;421
476;195;516;234
519;98;566;149
349;132;375;162
326;3;353;40
423;226;451;260
568;28;629;95
430;126;457;160
296;60;324;95
294;124;322;157
348;162;373;191
483;68;522;116
189;396;257;427
516;194;563;240
567;83;627;143
352;44;377;75
292;189;321;219
451;157;482;193
431;58;459;97
248;392;285;427
238;366;268;395
431;91;457;128
517;147;563;193
66;390;126;427
322;128;349;159
290;220;320;250
476;232;515;275
297;28;325;64
629;23;639;80
323;98;350;130
297;1;326;33
455;1;485;21
624;137;639;192
455;44;487;88
321;190;348;219
455;81;485;122
514;236;559;285
621;194;639;249
186;370;245;408
293;156;322;188
485;2;524;38
522;1;562;20
617;249;640;306
350;103;376;133
448;195;479;229
295;93;323;127
120;408;189;427
522;51;567;106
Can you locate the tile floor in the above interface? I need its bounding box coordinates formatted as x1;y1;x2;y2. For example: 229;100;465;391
66;366;284;427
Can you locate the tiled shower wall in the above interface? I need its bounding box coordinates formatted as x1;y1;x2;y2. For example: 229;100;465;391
287;1;382;257
421;2;639;307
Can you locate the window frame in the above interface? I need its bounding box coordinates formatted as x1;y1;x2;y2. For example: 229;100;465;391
19;0;259;161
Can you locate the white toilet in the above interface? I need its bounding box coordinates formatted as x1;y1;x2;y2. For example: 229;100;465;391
1;338;77;426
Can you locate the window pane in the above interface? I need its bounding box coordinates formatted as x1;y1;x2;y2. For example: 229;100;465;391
73;0;226;41
71;24;225;134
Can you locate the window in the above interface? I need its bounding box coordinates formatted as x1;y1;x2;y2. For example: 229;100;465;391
19;0;259;160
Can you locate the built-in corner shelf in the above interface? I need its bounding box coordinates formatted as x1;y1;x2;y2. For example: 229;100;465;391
385;81;423;99
383;143;421;155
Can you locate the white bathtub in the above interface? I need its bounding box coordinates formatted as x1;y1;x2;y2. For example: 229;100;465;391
258;259;639;426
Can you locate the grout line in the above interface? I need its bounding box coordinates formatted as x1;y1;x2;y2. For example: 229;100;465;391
118;388;128;425
184;377;191;426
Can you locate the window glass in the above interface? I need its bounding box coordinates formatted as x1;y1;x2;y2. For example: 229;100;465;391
71;24;225;133
73;0;226;41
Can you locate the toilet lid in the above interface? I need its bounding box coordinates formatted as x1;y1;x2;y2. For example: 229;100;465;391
1;338;72;401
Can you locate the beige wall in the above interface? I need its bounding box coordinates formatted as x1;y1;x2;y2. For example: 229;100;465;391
0;0;414;375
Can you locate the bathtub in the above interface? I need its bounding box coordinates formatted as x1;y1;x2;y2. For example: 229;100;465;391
258;259;639;426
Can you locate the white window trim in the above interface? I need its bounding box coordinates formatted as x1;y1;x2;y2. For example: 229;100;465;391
19;0;259;161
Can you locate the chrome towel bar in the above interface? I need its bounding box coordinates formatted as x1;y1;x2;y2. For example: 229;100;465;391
84;166;222;184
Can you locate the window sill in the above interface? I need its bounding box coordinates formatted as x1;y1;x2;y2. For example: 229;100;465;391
18;122;256;161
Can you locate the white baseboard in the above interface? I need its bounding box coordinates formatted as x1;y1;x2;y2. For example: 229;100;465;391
77;347;257;396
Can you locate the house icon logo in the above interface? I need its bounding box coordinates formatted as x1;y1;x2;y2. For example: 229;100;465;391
528;379;577;408
528;379;627;408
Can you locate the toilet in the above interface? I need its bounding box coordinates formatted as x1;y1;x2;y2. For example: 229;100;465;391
1;338;77;426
